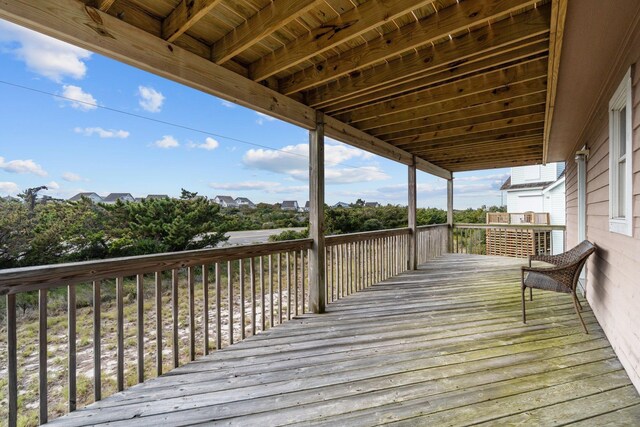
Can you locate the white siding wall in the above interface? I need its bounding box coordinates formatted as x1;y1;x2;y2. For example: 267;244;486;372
506;189;544;212
511;163;562;185
543;178;566;253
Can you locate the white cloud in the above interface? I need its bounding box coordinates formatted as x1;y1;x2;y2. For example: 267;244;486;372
188;137;219;151
0;156;47;176
46;181;60;190
242;141;385;184
220;100;236;108
138;86;165;112
0;181;19;195
0;21;92;82
255;112;277;125
62;85;97;110
62;172;83;182
74;127;129;139
153;135;179;149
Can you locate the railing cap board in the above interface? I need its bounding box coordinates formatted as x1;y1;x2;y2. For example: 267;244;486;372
453;223;566;230
325;227;410;246
416;224;449;230
0;239;313;294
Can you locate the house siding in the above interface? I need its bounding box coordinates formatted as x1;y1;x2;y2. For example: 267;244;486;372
564;46;640;391
511;164;560;185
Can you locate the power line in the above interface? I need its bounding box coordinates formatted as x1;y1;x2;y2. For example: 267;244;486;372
0;79;378;170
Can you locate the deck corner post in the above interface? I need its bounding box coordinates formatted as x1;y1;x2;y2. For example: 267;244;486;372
447;178;454;253
309;110;326;313
408;156;417;270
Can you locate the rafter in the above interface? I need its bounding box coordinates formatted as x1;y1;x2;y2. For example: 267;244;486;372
409;128;544;154
282;0;546;95
380;103;546;142
248;0;435;82
336;57;548;125
356;77;548;132
211;0;323;65
88;0;116;12
319;37;549;114
417;138;543;156
162;0;224;43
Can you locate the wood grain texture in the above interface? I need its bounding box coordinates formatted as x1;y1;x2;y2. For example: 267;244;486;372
161;0;224;43
45;254;640;426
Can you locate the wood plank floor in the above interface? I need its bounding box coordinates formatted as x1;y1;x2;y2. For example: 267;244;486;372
50;254;640;426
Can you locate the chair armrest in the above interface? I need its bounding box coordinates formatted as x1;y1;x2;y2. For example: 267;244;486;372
521;265;576;290
529;254;559;265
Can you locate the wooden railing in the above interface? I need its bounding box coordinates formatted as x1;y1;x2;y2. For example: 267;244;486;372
416;224;449;265
451;224;566;257
0;239;313;426
325;228;410;302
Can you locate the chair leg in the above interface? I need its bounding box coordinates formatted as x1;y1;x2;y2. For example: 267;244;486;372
530;287;533;301
575;293;583;311
522;285;526;324
572;293;588;334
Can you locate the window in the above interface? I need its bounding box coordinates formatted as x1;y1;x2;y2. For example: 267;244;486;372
609;68;633;236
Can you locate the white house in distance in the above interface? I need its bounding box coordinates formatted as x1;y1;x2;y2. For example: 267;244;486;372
281;200;299;211
69;192;103;203
213;195;238;208
500;163;566;254
234;197;256;208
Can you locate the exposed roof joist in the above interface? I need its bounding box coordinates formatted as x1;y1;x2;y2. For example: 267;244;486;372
162;0;224;43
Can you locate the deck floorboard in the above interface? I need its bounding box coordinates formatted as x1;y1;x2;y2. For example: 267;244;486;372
49;254;640;426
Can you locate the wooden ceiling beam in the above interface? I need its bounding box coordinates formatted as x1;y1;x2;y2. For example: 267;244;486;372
356;77;548;132
409;129;544;154
0;0;452;179
543;0;568;163
390;112;546;148
211;0;323;65
87;0;116;12
162;0;224;43
438;152;542;169
319;37;549;114
336;57;548;125
416;139;543;158
371;92;548;138
249;0;435;82
281;0;542;95
444;158;541;172
380;103;546;142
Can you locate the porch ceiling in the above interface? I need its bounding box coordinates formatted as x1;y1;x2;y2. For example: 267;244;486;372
0;0;563;173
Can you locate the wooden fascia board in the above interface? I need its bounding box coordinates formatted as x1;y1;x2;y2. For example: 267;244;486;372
248;0;435;82
211;0;322;65
161;0;224;43
281;0;543;95
542;0;568;163
0;0;451;178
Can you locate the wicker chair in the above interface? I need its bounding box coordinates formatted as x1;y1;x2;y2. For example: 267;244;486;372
521;240;596;334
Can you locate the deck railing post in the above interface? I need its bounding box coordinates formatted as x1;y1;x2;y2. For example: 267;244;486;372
408;156;417;270
309;110;326;313
447;178;454;253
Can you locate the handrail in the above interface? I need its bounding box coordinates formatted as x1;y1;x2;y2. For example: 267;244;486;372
0;239;313;294
325;227;410;246
417;223;449;230
453;223;566;230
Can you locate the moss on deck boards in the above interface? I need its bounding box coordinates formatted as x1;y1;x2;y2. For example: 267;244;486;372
49;254;640;426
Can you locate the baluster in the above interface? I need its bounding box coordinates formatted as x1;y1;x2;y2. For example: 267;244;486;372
7;294;17;427
286;251;291;320
327;246;333;303
154;273;162;376
269;254;274;328
346;243;351;295
301;250;306;313
116;277;125;390
250;257;256;336
188;267;195;361
202;265;209;355
239;259;245;340
171;270;179;368
93;280;102;400
215;263;222;350
136;274;144;382
337;244;343;299
278;253;283;324
39;288;48;423
294;251;299;316
68;283;77;411
228;261;234;345
260;256;265;331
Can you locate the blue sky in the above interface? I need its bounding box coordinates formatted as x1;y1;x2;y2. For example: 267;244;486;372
0;19;510;209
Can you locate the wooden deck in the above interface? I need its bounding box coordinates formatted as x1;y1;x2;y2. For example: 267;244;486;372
50;254;640;426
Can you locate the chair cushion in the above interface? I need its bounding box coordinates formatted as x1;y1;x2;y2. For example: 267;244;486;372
524;271;572;294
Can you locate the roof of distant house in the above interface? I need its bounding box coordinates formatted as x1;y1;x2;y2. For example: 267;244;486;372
305;201;310;208
103;193;134;202
215;195;236;203
281;200;298;208
146;194;169;199
235;197;254;203
69;192;102;201
364;202;380;207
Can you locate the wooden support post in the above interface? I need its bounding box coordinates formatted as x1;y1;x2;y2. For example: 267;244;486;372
309;111;326;314
408;157;417;270
447;178;454;253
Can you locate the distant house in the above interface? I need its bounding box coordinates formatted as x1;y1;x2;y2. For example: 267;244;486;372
365;202;381;208
102;193;135;204
281;200;299;211
332;201;350;208
69;192;103;203
304;201;310;212
146;194;169;200
235;197;256;208
213;195;238;208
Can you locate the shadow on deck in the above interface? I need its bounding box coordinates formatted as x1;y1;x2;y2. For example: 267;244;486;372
50;254;640;426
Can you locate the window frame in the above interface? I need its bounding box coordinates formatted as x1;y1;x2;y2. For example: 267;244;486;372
608;67;633;236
